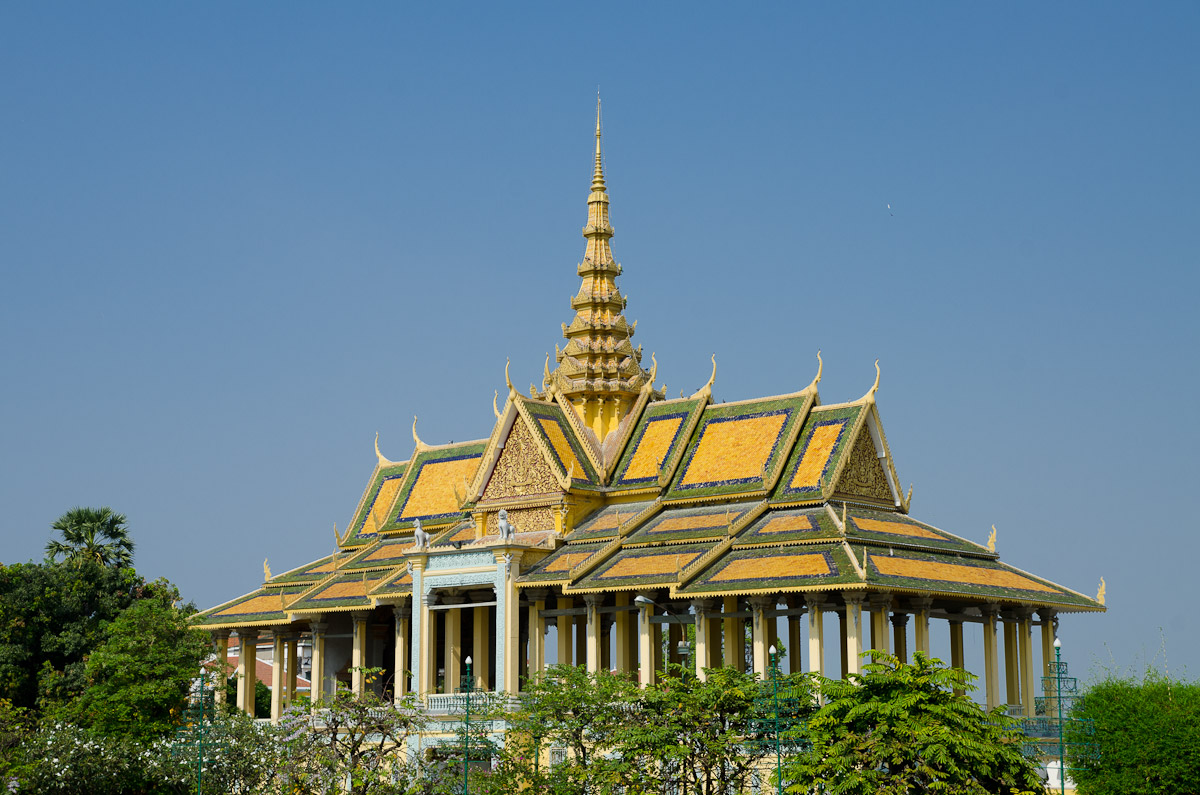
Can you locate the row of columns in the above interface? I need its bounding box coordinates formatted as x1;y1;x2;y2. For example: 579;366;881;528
214;595;1056;720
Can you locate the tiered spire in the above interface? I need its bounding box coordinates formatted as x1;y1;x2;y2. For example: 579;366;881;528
543;98;654;441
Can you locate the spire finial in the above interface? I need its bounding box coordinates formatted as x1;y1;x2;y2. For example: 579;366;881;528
592;94;606;193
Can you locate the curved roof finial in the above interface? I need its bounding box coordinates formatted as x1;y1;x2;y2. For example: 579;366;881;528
504;358;514;395
859;359;881;404
690;354;717;399
987;524;997;553
374;432;392;467
543;353;552;390
649;352;658;384
804;350;823;393
412;415;427;453
493;390;502;420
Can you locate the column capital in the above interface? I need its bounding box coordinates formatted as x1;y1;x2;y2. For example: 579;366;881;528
842;592;867;608
1011;605;1036;620
748;594;776;611
804;593;826;611
309;622;328;635
890;612;910;628
783;594;808;611
867;593;893;611
268;625;292;640
980;602;1002;619
909;596;934;611
526;587;550;602
210;629;231;641
583;593;606;607
1037;607;1057;621
690;598;717;616
392;605;412;621
235;627;260;640
945;614;966;626
350;611;371;623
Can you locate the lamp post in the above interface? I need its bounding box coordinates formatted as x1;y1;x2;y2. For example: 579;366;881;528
1054;638;1064;795
769;644;782;795
463;655;473;795
633;595;692;676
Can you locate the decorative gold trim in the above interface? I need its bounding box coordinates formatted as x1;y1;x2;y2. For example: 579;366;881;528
690;354;717;400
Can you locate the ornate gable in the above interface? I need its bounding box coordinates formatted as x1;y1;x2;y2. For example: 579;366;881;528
481;415;564;502
832;421;895;505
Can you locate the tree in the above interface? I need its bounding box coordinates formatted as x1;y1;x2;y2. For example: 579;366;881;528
0;559;151;712
278;670;426;795
494;665;640;795
64;582;210;741
1065;670;1200;795
785;652;1045;795
618;663;817;795
45;506;134;568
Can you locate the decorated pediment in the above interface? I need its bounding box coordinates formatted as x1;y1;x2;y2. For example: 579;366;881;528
481;415;564;501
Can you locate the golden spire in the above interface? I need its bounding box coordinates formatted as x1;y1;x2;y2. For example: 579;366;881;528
543;97;654;441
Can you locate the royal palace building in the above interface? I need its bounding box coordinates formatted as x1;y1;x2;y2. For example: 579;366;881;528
194;105;1104;742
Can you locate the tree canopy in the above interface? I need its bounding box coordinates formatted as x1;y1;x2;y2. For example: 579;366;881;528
785;652;1045;795
45;506;134;568
1066;670;1200;795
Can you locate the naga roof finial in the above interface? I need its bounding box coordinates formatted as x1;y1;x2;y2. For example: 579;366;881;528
804;350;823;393
649;352;658;384
1096;576;1106;606
374;432;392;467
987;524;997;553
493;390;502;420
505;358;515;395
412;416;427;453
690;354;717;400
859;359;881;404
543;353;553;390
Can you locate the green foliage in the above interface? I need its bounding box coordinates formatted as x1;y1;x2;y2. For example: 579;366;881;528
0;559;152;712
1066;670;1200;795
277;669;426;795
620;663;816;795
14;721;191;794
45;506;134;569
223;675;272;719
785;652;1045;795
62;585;210;742
493;664;640;795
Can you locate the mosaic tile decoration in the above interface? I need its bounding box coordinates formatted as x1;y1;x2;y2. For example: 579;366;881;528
666;394;812;501
193;585;309;626
384;442;487;530
521;400;600;486
610;398;704;489
266;553;340;584
736;508;839;545
679;544;858;595
862;548;1096;607
341;538;416;570
565;500;657;542
371;567;413;596
846;508;987;555
771;404;863;504
572;541;717;590
623;502;755;545
345;462;408;544
431;521;480;548
520;543;605;583
288;570;395;612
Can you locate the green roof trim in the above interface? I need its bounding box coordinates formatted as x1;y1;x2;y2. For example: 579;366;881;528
570;541;718;592
609;398;704;490
383;441;488;531
624;501;757;546
345;462;409;544
771;404;863;505
191;584;309;627
736;507;841;546
565;500;658;542
678;543;857;596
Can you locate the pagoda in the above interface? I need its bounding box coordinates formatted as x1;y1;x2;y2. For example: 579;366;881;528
194;102;1104;738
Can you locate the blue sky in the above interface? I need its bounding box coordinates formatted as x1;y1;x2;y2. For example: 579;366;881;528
2;3;1197;683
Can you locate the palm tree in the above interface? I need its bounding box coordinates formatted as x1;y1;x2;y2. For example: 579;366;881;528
45;506;134;568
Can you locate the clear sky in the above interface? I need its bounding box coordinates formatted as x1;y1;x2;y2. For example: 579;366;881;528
2;3;1197;684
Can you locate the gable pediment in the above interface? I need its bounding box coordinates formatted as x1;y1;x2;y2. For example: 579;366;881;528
481;415;565;502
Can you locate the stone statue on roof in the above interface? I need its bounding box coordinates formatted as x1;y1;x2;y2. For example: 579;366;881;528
497;509;517;542
413;518;430;550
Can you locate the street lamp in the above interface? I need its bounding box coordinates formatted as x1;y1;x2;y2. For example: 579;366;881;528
769;644;782;795
462;655;473;795
633;595;692;676
1053;637;1064;795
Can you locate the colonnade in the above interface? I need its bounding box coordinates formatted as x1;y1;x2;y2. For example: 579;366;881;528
214;593;1058;720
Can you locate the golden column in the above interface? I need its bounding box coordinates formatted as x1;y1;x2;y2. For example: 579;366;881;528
473;604;490;689
393;606;410;700
637;593;655;687
1017;607;1036;717
948;616;966;695
527;589;548;680
981;604;1002;710
912;597;933;656
750;595;774;678
842;594;865;677
614;593;636;674
1002;610;1020;709
285;634;298;707
442;597;464;694
269;628;286;724
891;612;910;663
419;592;436;697
805;595;825;676
692;600;711;682
236;628;259;715
351;612;369;696
868;594;892;654
723;596;744;671
309;622;327;705
584;594;604;673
